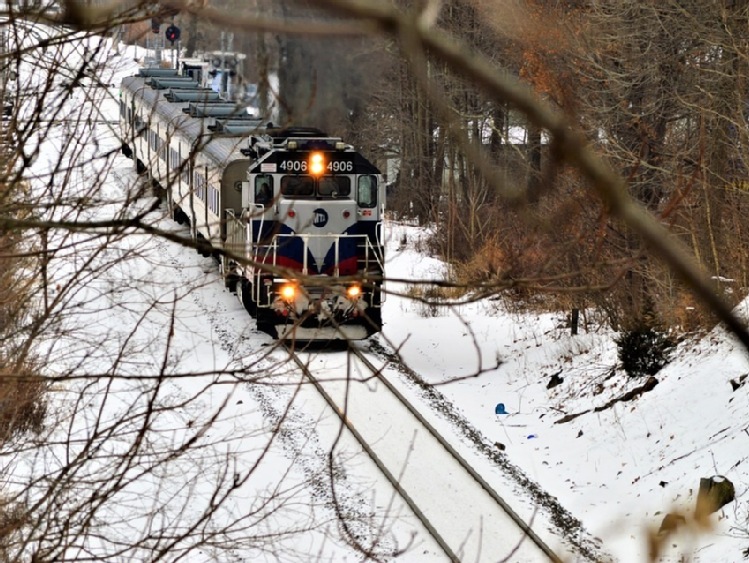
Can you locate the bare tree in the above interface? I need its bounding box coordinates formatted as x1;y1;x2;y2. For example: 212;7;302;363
0;6;409;561
4;0;749;561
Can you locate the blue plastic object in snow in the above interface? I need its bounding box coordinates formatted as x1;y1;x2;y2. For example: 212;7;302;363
495;403;507;415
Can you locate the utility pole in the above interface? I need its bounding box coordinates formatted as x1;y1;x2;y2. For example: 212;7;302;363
255;0;270;120
154;34;162;67
226;32;234;100
219;31;226;97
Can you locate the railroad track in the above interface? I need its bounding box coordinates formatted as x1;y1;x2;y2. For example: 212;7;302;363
108;165;602;562
286;341;565;563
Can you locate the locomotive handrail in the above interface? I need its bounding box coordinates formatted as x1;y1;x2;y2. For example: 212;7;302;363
224;209;250;261
374;220;385;265
252;204;265;248
257;233;384;278
244;219;251;260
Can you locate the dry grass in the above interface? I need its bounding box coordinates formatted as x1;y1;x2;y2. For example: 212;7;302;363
0;495;28;563
0;363;43;560
0;175;46;556
453;236;508;285
0;362;46;443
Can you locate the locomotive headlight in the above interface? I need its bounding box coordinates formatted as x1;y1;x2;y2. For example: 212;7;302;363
309;152;325;176
346;284;362;300
280;284;297;302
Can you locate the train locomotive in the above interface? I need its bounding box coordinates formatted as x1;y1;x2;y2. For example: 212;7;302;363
119;65;385;340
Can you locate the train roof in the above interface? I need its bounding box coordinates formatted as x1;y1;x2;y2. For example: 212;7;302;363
183;102;257;119
164;89;221;103
149;77;200;90
209;118;265;135
244;127;381;175
121;71;380;174
137;68;180;78
122;75;264;165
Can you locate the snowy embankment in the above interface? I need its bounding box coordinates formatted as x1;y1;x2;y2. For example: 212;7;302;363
382;221;749;562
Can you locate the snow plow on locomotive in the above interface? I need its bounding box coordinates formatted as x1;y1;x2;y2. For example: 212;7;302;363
119;67;385;341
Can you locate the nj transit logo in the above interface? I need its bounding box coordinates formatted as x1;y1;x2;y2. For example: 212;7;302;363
313;208;328;227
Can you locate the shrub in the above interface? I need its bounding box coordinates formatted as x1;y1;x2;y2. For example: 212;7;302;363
616;327;675;378
0;362;46;443
0;495;28;562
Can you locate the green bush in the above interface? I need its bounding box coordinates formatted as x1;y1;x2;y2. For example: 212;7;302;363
616;328;675;378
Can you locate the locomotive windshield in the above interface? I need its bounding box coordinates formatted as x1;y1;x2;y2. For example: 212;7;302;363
280;175;351;199
319;176;351;197
254;145;380;202
281;175;314;196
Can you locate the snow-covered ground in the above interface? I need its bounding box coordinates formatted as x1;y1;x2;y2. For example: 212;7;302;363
383;225;749;562
10;21;749;563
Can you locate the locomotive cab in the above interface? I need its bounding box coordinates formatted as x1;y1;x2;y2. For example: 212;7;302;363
229;130;386;340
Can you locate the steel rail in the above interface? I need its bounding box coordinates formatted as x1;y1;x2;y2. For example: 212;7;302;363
286;347;462;562
286;342;563;563
346;343;564;563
